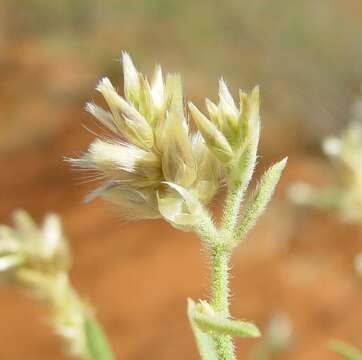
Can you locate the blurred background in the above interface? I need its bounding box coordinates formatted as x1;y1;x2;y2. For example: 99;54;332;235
1;0;362;359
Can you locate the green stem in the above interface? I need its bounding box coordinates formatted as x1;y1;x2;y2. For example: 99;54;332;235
195;207;218;245
209;243;235;360
221;184;244;234
207;177;246;360
221;140;258;235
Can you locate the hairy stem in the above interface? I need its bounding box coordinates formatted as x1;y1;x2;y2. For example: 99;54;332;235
195;207;218;245
207;178;248;359
221;183;245;234
221;129;259;235
209;243;235;360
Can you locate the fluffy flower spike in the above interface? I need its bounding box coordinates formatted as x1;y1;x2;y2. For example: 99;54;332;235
188;82;261;169
0;211;95;359
0;210;69;274
70;52;280;235
70;52;220;230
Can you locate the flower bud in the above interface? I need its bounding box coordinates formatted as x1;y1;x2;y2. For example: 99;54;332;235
188;102;233;162
122;51;140;104
218;78;239;138
151;64;165;112
0;210;70;276
96;77;154;149
160;75;197;187
191;133;221;203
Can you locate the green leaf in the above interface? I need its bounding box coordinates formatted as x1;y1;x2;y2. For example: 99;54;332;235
188;298;260;339
84;317;114;360
328;340;362;360
234;157;287;246
194;312;261;338
187;299;218;360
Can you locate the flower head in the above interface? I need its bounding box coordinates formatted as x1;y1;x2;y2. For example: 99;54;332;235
188;80;261;188
70;52;221;230
188;80;260;165
70;53;276;233
322;120;362;222
0;210;92;359
322;121;362;187
289;114;362;223
0;210;69;275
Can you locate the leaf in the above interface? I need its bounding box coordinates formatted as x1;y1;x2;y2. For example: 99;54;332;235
234;157;287;246
328;340;362;360
84;317;114;360
193;312;261;338
187;299;218;360
188;299;260;339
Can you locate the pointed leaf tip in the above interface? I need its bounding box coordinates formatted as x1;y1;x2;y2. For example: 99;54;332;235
189;299;261;338
187;298;218;360
193;313;261;338
84;317;114;360
233;156;287;246
279;156;288;166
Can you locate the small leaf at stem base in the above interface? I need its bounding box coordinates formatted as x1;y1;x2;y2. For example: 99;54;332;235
84;317;114;360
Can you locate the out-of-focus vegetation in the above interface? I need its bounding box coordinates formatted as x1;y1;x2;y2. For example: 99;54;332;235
288;94;362;224
328;340;362;360
247;313;292;360
1;0;362;151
